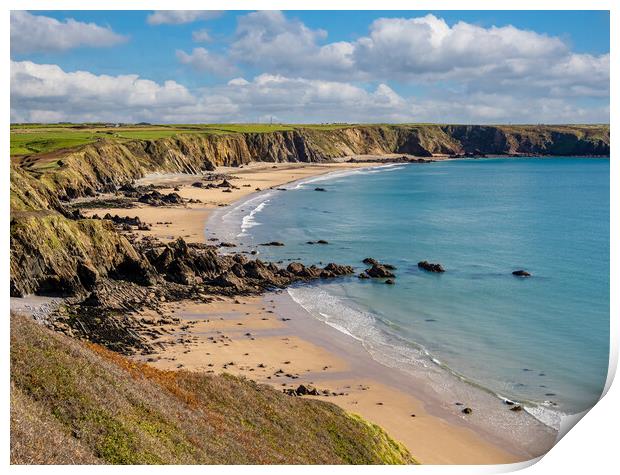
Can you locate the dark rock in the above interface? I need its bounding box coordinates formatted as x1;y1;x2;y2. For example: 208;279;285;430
260;241;285;247
314;187;327;192
138;190;184;206
512;270;532;277
418;261;445;273
210;271;245;289
166;259;198;285
385;279;395;285
316;240;329;244
461;407;473;414
362;257;379;266
294;384;320;396
76;262;99;289
358;272;370;279
323;263;354;275
217;180;233;188
510;405;523;412
230;263;246;278
365;264;395;278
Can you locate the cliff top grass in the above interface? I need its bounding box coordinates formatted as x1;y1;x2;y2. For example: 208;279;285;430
10;123;357;157
11;122;609;158
10;312;416;465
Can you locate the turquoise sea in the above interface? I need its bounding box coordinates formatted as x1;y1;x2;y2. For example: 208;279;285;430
211;158;610;428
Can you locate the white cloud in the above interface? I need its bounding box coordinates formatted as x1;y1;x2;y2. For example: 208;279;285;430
10;11;127;54
176;48;237;76
10;60;609;124
147;11;221;25
227;12;609;100
11;61;194;123
352;15;567;77
230;11;353;78
192;29;212;42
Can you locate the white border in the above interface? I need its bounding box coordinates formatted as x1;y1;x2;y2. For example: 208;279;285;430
2;1;616;473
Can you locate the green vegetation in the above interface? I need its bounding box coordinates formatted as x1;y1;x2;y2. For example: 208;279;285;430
10;122;610;158
10;313;416;465
10;123;357;157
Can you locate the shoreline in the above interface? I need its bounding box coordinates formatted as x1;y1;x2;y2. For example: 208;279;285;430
201;164;558;460
82;161;385;244
91;158;554;464
138;292;527;464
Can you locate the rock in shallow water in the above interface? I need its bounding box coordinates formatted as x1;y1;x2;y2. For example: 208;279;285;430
417;261;445;273
512;269;532;277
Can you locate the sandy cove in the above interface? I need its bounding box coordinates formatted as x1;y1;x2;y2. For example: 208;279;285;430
86;160;548;464
82;161;386;244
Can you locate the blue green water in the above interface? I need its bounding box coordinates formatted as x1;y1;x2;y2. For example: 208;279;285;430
212;158;609;425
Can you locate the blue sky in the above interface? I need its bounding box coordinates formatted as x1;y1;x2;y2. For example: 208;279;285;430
10;10;610;123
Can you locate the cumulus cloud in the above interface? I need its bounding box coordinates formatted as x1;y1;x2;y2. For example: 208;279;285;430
227;12;609;99
11;61;194;123
176;48;237;76
230;11;354;78
147;10;221;25
10;60;609;124
10;11;127;54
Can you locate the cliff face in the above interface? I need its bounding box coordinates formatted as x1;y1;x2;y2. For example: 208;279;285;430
10;124;609;297
10;213;154;297
12;124;609;210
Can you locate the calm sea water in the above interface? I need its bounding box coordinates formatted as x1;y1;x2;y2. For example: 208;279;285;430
211;158;609;425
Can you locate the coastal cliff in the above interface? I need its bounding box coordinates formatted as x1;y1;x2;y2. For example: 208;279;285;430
10;124;609;297
10;124;606;464
12;124;610;210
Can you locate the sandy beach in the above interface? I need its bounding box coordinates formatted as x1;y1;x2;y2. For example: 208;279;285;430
139;294;531;464
88;159;555;464
82;161;379;244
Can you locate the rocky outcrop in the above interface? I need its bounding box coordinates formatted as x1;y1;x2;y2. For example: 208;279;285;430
365;264;396;279
10;213;156;297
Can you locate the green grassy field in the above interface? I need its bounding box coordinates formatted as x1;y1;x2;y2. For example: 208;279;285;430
10;123;356;157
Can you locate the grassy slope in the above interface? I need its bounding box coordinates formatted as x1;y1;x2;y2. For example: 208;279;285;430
10;313;416;465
